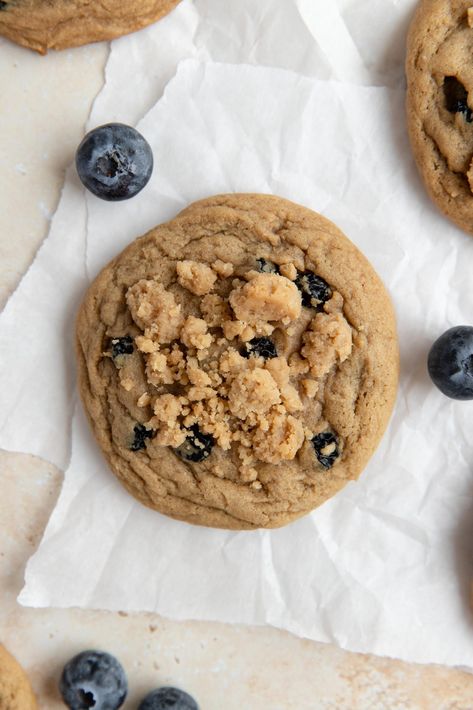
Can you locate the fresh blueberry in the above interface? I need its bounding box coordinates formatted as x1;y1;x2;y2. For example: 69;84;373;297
241;337;278;360
175;424;214;462
295;271;332;309
256;258;279;274
312;431;340;469
75;123;153;201
138;687;199;710
130;424;155;451
428;325;473;399
444;76;473;123
110;335;134;358
59;650;127;710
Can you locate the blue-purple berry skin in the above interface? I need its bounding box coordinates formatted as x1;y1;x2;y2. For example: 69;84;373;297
76;123;153;201
138;687;199;710
174;425;214;462
312;431;339;469
241;337;278;360
428;326;473;400
59;650;127;710
295;271;332;309
444;76;473;123
130;423;155;452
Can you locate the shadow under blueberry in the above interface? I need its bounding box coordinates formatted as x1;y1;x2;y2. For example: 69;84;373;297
377;2;413;89
398;332;433;399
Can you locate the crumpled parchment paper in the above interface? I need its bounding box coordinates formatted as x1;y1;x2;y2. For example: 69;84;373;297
2;0;473;668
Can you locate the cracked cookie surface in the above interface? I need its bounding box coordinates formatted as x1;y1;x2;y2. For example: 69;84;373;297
76;194;399;530
406;0;473;235
0;645;37;710
0;0;180;54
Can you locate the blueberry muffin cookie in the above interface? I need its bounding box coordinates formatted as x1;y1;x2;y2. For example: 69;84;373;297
0;645;37;710
406;0;473;235
0;0;181;54
76;194;399;530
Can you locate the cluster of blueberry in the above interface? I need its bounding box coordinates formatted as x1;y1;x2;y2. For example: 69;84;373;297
60;650;198;710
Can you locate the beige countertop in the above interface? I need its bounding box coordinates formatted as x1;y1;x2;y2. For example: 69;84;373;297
1;32;473;710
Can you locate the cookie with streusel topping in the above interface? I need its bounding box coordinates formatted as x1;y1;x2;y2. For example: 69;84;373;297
0;644;37;710
0;0;180;54
406;0;473;235
76;194;399;530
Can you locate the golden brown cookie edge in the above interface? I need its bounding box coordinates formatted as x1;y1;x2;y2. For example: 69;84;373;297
76;194;399;530
405;0;473;236
0;644;37;710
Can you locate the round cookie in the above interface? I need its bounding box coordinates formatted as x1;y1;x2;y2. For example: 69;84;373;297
76;194;399;530
0;0;181;54
406;0;473;236
0;645;37;710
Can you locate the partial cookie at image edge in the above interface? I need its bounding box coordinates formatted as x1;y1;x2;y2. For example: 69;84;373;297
0;644;37;710
0;0;181;54
406;0;473;236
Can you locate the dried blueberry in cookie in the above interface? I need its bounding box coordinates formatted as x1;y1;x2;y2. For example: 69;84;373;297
256;258;279;274
406;1;473;236
75;123;153;201
175;425;214;462
59;650;127;710
76;194;398;529
312;431;340;469
0;2;8;11
241;337;278;360
130;424;155;451
295;271;332;309
443;76;473;123
428;326;473;400
110;336;134;358
138;687;199;710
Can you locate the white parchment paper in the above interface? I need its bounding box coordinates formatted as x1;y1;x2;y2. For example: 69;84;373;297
2;0;473;668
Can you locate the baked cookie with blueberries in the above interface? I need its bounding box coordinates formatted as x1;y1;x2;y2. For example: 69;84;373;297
406;0;473;235
0;644;37;710
0;0;181;54
76;194;399;530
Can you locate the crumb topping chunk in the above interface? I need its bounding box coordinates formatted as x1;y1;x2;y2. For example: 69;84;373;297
115;260;353;481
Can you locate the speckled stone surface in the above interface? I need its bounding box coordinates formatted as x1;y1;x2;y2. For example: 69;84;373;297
1;31;473;710
3;453;473;708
